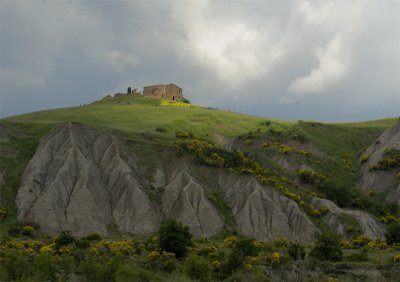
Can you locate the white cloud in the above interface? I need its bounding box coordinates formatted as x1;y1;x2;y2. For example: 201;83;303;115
288;34;349;96
171;0;285;88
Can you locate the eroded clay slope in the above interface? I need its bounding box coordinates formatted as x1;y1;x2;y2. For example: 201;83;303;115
359;122;400;205
311;198;386;239
161;166;224;237
16;122;160;236
219;173;317;243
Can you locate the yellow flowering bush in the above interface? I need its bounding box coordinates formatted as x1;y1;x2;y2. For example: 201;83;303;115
392;243;400;250
352;235;372;248
244;256;260;271
58;245;73;255
223;235;238;248
147;251;176;272
340;240;352;249
147;251;161;261
361;154;370;162
393;254;400;263
271;252;281;264
40;245;55;254
273;237;289;249
160;100;191;107
110;240;134;255
90;240;110;255
211;260;221;270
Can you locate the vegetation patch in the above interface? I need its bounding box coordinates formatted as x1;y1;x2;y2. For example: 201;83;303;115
371;148;400;171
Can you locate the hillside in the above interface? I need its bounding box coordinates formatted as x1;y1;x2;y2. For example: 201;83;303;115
0;96;399;281
1;96;399;236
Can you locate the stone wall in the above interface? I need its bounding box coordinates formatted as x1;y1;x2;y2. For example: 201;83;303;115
143;84;183;101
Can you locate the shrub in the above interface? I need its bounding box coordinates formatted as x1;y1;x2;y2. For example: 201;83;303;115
21;225;35;237
8;226;22;237
84;233;102;242
309;232;343;262
297;169;328;188
273;237;290;249
394;254;400;263
0;250;33;281
33;253;58;281
234;238;259;257
352;235;372;248
385;222;400;244
288;242;305;260
371;148;400;170
223;235;238;248
155;127;167;133
223;246;244;274
158;219;192;258
183;253;212;281
347;248;369;262
54;230;75;249
78;254;123;282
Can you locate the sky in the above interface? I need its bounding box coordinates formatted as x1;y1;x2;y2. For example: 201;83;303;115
0;0;399;121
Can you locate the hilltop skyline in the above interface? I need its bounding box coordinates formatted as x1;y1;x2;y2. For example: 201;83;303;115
1;0;399;121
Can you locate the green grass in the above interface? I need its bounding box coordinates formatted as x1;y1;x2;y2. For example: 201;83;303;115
4;96;279;141
0;122;54;236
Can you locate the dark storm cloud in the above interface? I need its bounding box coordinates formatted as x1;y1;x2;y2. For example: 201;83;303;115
1;0;399;121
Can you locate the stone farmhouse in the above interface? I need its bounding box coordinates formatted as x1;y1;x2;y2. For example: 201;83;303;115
143;84;183;101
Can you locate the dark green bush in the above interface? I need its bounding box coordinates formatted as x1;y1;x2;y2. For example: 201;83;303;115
8;225;22;237
84;233;102;242
385;222;400;244
288;242;305;260
158;219;192;258
155;127;167;133
223;246;244;275
309;231;343;262
234;238;259;257
222;238;259;275
54;230;75;249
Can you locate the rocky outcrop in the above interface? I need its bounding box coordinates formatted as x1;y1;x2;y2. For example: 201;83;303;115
219;173;317;243
16;122;160;236
359;123;400;205
162;167;224;237
311;198;386;239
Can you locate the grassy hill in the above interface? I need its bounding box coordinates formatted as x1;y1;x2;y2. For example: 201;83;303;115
1;96;399;281
1;96;397;229
5;96;396;140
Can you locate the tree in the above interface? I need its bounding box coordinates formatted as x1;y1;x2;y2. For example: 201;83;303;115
309;231;343;261
158;219;192;258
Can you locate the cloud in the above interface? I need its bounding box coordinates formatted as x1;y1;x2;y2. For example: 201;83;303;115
288;34;349;96
172;0;285;88
0;0;398;121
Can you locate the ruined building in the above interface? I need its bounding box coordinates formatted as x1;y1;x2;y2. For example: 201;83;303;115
143;84;183;101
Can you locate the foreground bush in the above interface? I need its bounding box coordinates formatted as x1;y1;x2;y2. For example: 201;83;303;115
158;219;192;258
310;232;343;262
183;253;212;281
385;222;400;244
